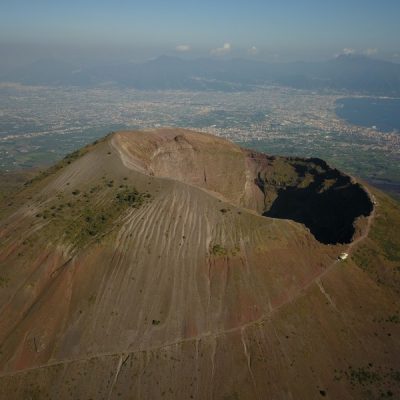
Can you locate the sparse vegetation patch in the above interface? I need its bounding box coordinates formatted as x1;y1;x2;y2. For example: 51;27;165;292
210;244;227;256
335;364;400;397
34;180;151;249
0;276;10;288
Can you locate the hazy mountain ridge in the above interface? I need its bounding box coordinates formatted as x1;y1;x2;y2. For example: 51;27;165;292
2;54;400;95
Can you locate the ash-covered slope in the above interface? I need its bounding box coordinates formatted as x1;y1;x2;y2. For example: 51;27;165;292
0;129;398;400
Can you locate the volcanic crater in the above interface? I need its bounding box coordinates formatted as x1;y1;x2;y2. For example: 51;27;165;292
114;128;373;245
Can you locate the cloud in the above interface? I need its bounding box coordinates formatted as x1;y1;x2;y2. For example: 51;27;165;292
175;44;191;52
210;43;231;56
363;48;378;56
336;47;379;58
248;46;259;55
342;48;355;55
336;48;366;58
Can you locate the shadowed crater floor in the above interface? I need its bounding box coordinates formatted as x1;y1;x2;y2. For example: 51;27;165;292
256;157;373;244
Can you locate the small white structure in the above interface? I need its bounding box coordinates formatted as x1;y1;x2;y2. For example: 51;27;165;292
338;252;348;261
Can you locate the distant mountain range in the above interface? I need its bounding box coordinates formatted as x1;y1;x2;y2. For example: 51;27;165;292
2;54;400;95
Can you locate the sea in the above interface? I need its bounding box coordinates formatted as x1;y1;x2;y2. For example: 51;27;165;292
335;97;400;133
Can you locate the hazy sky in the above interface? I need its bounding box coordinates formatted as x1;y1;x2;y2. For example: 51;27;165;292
1;0;400;65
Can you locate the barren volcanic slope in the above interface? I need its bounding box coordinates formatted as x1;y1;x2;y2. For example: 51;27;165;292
0;128;399;400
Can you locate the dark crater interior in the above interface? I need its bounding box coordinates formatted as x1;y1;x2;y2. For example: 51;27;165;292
257;157;373;244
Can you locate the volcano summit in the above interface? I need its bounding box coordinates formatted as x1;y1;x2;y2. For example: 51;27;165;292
0;129;399;399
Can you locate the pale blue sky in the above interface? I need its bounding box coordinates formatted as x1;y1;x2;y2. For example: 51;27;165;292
1;0;399;64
